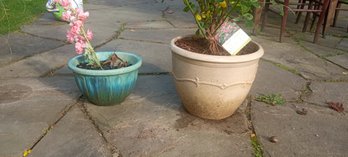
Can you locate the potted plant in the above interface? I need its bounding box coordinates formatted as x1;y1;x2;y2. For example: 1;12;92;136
54;0;142;106
171;0;263;120
46;0;83;21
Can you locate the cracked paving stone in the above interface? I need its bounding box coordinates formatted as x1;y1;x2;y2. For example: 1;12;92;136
250;60;306;101
299;41;347;58
119;28;195;44
0;77;79;157
0;32;64;67
303;81;348;110
85;75;253;157
327;53;348;69
253;37;348;81
337;38;348;51
0;45;76;78
252;102;348;157
126;20;174;29
29;105;113;157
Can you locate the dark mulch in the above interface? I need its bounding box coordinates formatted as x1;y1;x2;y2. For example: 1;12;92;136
77;53;131;70
175;36;259;56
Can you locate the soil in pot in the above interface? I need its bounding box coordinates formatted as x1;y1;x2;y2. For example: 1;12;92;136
77;53;132;70
175;36;257;56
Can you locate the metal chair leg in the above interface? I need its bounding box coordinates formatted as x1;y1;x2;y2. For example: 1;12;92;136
314;0;330;43
261;0;271;32
280;0;290;42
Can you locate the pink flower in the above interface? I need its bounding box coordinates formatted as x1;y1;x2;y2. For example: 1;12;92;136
76;35;85;43
60;0;71;9
86;29;93;41
54;0;70;8
73;20;83;29
70;20;82;34
55;0;95;56
75;41;85;54
62;10;71;21
66;30;75;43
77;10;89;22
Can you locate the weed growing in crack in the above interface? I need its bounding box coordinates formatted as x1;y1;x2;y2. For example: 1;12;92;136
299;82;312;100
251;133;263;157
255;94;286;106
261;59;304;78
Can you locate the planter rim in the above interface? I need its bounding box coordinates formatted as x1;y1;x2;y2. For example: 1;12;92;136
171;35;264;63
68;51;142;76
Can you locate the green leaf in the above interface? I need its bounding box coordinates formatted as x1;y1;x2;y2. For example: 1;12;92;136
279;7;284;16
245;20;253;27
183;6;190;12
243;13;253;21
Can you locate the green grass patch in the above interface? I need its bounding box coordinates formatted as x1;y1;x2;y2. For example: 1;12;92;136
255;94;286;106
0;0;47;34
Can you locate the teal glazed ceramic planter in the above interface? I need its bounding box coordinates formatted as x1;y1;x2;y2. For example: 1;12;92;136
68;51;142;106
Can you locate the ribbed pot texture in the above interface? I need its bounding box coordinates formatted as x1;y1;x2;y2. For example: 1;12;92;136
68;51;142;106
171;36;264;120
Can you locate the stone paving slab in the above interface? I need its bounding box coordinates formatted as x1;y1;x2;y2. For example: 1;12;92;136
96;39;171;73
0;77;79;157
89;4;164;24
164;11;196;28
22;10;122;46
303;81;348;110
52;65;72;76
87;0;162;7
86;24;121;47
253;36;348;81
337;38;348;51
29;105;113;157
161;0;196;28
126;20;174;29
251;101;348;157
83;6;123;46
120;28;195;44
85;75;252;157
21;13;69;41
0;45;75;78
250;60;307;102
327;53;348;69
161;0;186;9
160;1;199;29
252;26;293;44
297;40;347;58
0;32;64;67
0;121;47;157
294;33;344;49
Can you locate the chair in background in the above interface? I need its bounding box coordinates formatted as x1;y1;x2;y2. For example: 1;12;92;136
260;0;330;43
304;0;348;37
332;0;348;32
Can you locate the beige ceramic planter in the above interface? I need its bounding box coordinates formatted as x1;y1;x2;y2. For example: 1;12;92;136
171;36;264;120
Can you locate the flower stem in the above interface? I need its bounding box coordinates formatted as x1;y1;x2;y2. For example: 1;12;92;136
80;25;103;69
183;0;206;38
